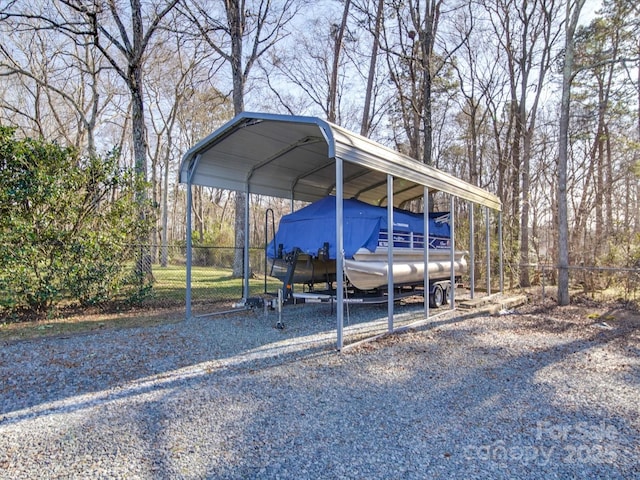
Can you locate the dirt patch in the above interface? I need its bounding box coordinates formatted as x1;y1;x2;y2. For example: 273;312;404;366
0;307;185;343
516;295;639;335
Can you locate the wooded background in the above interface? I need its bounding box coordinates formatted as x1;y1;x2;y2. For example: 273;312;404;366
1;0;638;314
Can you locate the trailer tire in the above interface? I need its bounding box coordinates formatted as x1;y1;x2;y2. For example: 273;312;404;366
430;284;444;308
444;283;452;305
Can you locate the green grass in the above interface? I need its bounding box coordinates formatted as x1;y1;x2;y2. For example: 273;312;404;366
148;265;282;305
0;308;184;342
0;265;284;342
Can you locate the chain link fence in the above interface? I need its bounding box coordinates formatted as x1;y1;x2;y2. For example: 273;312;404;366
518;264;640;305
136;245;277;309
136;246;640;309
6;241;636;318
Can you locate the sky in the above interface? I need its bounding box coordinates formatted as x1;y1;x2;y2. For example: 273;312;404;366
581;0;604;25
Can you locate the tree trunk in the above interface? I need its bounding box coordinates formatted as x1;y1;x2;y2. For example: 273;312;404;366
226;0;246;277
519;129;531;287
361;0;384;137
636;39;640;234
510;100;522;288
328;0;351;123
558;0;586;306
420;12;434;166
595;112;604;263
130;73;153;276
604;124;612;236
160;148;170;267
130;0;147;185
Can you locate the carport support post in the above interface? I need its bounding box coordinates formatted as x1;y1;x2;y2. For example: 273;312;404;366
243;189;250;300
499;211;504;293
387;175;394;333
450;196;456;309
336;157;344;351
423;187;430;318
469;203;475;299
486;206;491;296
184;153;202;320
186;182;193;319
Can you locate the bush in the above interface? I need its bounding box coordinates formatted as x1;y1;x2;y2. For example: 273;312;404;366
0;127;153;318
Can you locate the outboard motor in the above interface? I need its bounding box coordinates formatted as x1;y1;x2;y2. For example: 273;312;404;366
317;242;330;262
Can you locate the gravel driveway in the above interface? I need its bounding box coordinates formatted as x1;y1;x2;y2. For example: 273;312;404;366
1;298;639;479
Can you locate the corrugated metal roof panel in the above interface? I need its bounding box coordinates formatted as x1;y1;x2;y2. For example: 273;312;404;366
180;112;502;211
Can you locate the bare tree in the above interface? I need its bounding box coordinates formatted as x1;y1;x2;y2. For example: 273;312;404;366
357;0;385;136
85;1;178;188
84;0;180;276
2;0;182;277
9;0;180;198
146;24;223;265
181;0;303;277
380;0;471;167
451;5;490;188
263;13;342;119
328;0;351;123
558;0;586;306
570;17;623;264
0;5;111;156
481;0;563;287
418;0;441;166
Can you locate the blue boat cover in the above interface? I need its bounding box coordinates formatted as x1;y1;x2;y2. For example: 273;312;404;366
267;196;451;259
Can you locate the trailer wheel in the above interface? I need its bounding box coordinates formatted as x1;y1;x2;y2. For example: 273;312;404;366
444;283;452;305
430;284;444;308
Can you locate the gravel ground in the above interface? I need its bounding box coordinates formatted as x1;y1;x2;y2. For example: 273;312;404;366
1;297;639;479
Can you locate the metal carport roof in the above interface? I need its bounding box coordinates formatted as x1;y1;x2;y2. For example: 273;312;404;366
180;112;501;211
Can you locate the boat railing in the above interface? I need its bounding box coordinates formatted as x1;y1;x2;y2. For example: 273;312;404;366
378;229;450;250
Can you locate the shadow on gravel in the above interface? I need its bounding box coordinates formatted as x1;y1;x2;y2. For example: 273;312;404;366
203;308;639;479
1;301;638;478
0;301;429;419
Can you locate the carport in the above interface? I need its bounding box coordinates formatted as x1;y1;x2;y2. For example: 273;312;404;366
180;112;503;350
